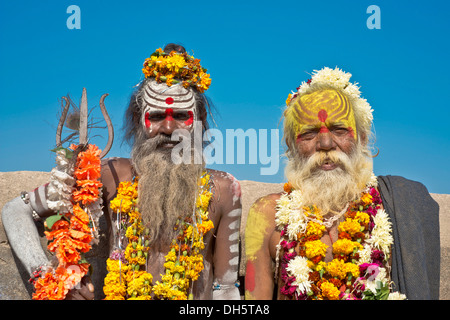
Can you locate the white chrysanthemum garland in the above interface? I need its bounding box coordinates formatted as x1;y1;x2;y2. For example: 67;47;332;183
285;67;374;140
46;148;76;214
45;146;103;242
275;175;406;300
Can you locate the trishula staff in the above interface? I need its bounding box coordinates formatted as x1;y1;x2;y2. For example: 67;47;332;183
29;88;115;299
56;87;114;158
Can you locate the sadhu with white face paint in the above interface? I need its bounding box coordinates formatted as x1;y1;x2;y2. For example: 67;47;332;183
2;44;242;300
244;67;440;300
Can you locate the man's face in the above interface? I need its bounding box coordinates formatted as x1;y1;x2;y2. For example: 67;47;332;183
141;80;196;148
292;89;357;171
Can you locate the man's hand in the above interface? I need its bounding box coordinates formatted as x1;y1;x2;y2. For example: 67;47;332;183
65;276;95;300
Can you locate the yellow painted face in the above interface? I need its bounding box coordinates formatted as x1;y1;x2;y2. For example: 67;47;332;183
286;89;357;139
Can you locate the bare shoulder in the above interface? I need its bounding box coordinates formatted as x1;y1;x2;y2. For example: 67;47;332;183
207;169;241;200
101;157;134;201
250;192;282;218
101;157;133;177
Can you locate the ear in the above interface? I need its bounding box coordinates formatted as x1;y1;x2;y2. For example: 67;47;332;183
359;131;368;146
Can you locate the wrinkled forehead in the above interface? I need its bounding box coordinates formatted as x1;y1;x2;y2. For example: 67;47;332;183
142;80;196;111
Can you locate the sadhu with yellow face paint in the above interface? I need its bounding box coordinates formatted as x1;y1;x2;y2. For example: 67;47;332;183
244;67;440;300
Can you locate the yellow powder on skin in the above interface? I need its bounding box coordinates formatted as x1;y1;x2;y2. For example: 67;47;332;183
245;200;271;262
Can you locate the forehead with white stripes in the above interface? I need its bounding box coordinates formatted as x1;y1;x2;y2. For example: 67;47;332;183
141;80;197;132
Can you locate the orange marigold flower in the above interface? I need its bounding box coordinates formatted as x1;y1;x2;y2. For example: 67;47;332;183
338;231;352;240
72;188;100;205
72;203;90;223
328;278;343;289
284;182;293;194
32;272;66;300
309;271;321;282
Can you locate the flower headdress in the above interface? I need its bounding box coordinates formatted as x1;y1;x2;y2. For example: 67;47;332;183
142;48;211;93
284;67;373;141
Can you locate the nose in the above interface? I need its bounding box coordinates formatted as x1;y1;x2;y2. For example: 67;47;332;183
317;129;336;151
159;117;176;135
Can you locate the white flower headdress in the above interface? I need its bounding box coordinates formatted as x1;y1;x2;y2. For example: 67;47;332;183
285;67;374;139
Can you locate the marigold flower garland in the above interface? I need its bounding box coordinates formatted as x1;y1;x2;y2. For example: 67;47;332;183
275;177;406;300
142;48;211;93
32;144;103;300
103;171;214;300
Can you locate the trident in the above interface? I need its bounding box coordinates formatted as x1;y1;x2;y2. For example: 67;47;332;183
55;88;114;158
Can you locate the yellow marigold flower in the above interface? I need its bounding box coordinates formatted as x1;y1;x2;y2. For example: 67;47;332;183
128;210;141;223
163;261;175;271
196;192;212;211
142;68;152;78
198;219;214;234
355;211;370;225
104;294;125;300
332;238;363;256
125;226;135;238
110;196;134;213
152;281;171;297
192;240;205;250
185;225;193;240
117;181;138;198
124;244;146;266
127;272;153;297
129;295;152;300
286;93;292;106
125;270;145;283
326;259;347;279
197;71;211;93
161;274;173;283
173;264;185;274
306;221;326;238
338;218;361;236
165;250;177;262
314;261;327;272
303;205;321;217
361;193;373;206
166;54;186;72
155;56;167;69
320;281;340;300
199;174;210;187
103;281;126;298
104;272;122;286
106;258;129;273
305;240;328;259
344;262;360;278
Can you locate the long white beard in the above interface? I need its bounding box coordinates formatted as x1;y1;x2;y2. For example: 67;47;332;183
285;144;373;215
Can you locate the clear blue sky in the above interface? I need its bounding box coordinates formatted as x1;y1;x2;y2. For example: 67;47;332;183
1;0;449;194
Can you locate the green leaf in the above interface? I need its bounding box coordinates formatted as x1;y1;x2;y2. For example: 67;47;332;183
49;146;74;159
378;282;391;300
45;214;64;229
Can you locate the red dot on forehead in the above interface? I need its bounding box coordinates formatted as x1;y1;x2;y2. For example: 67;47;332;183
165;97;174;105
318;109;328;123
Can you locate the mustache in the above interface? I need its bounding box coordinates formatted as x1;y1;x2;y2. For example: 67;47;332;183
301;150;353;172
153;133;174;146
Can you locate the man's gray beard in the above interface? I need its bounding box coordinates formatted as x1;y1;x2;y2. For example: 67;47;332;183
131;133;204;247
285;144;373;215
